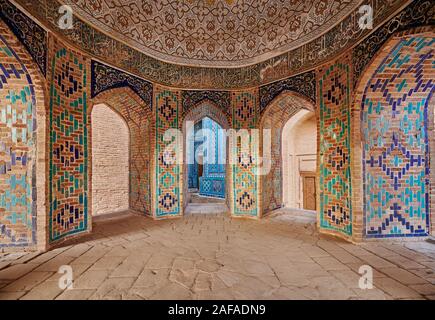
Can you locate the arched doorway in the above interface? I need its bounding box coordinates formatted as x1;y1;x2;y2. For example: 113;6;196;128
259;92;316;216
91;104;129;216
182;101;231;213
91;87;153;218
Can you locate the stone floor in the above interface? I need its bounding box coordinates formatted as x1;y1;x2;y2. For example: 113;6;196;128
0;207;434;300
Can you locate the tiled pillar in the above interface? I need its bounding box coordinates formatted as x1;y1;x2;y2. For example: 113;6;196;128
230;90;261;218
317;54;353;241
153;86;183;219
47;35;91;243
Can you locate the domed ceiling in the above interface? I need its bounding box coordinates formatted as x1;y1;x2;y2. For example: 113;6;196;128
64;0;363;67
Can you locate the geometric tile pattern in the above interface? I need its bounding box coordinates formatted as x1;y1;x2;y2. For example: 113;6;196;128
318;57;352;236
362;36;434;238
155;87;180;217
200;177;225;199
259;70;316;113
48;40;88;242
91;60;153;110
63;0;360;67
0;33;36;247
0;0;47;76
232;90;259;217
15;0;407;89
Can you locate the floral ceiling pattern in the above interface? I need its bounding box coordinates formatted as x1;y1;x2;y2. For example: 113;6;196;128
7;0;418;89
63;0;362;67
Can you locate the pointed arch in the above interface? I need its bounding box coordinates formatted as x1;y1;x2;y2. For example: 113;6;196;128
181;100;231;211
92;86;154;218
259;91;316;216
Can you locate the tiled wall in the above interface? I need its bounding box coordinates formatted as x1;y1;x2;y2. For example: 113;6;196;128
0;23;37;247
154;86;182;218
2;1;433;246
318;55;353;238
361;36;434;238
48;37;89;242
231;90;259;217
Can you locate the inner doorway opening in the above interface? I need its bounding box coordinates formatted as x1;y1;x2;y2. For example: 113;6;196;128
282;110;317;211
186;116;227;211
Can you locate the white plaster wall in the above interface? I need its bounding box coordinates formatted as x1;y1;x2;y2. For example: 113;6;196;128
282;111;317;208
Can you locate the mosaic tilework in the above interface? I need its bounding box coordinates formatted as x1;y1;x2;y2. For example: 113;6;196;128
15;0;406;89
0;33;36;247
48;39;88;242
200;177;226;199
259;71;316;113
362;36;434;238
0;0;47;76
182;90;231;118
199;118;226;199
352;0;434;88
232;90;259;217
318;57;352;236
91;60;153;109
155;87;181;217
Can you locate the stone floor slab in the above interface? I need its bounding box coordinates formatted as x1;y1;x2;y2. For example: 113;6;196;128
0;209;432;300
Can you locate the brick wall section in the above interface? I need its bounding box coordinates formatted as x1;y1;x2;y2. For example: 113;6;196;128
0;20;47;251
92;88;153;216
91;104;129;215
259;92;315;215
